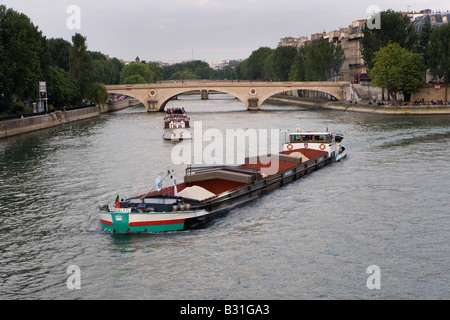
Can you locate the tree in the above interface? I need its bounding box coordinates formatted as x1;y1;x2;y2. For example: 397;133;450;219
69;33;91;100
161;60;213;80
247;47;274;80
416;22;432;67
235;59;250;80
47;66;79;108
86;82;108;106
170;70;199;80
289;46;307;81
122;74;147;84
120;62;156;84
428;23;450;104
0;5;45;107
48;38;72;71
370;43;426;105
289;41;344;81
361;10;418;71
264;46;298;81
214;66;236;80
147;63;163;82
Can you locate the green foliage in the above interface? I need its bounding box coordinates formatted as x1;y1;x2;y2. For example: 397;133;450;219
86;82;108;106
161;60;213;80
8;101;32;116
265;46;298;81
361;10;418;70
289;41;344;81
91;58;124;85
370;42;425;105
120;62;157;84
288;46;306;81
0;5;45;104
69;33;91;99
147;63;163;82
416;22;432;66
428;23;450;103
47;66;79;108
247;47;273;80
215;66;236;80
48;38;71;71
122;74;147;84
169;70;199;80
235;59;250;79
0;6;125;115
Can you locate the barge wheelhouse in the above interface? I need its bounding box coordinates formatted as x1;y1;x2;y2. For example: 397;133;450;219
283;129;347;162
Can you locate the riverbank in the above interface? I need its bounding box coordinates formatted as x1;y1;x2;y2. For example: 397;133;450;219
0;98;143;139
0;106;99;139
270;95;450;115
100;98;141;113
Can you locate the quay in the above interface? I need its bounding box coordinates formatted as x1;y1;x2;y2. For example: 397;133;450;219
0;106;99;139
270;95;450;115
0;98;142;139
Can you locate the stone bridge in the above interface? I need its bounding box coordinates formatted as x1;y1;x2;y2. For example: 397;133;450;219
105;80;352;112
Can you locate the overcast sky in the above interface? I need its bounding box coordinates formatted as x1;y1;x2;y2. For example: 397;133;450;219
2;0;448;64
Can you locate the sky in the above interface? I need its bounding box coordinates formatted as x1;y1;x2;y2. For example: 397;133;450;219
2;0;448;64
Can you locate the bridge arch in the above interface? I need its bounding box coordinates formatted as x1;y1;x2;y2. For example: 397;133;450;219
105;81;351;112
155;87;248;112
257;87;341;107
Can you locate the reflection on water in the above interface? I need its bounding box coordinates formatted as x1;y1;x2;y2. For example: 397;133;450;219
1;96;449;299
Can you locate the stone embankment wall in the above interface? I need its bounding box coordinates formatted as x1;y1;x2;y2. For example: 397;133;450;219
270;95;450;115
99;98;141;113
0;106;99;139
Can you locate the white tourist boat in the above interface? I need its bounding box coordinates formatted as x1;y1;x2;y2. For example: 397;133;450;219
163;108;191;141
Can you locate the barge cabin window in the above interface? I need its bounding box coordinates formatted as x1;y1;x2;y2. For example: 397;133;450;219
290;133;332;143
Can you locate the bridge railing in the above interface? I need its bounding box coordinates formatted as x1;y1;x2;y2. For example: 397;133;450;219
106;80;349;89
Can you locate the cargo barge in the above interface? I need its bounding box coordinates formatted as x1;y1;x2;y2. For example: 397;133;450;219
99;129;346;233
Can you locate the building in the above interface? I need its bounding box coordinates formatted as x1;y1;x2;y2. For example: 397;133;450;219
277;9;449;83
340;20;367;83
278;20;367;82
210;59;242;70
412;10;450;33
278;37;300;47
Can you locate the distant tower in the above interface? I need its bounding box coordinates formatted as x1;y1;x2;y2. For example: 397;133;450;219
135;56;140;63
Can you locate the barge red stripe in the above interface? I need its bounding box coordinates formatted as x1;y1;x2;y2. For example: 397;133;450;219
129;219;185;227
100;219;113;226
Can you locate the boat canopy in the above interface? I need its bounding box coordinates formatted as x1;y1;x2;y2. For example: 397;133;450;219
289;132;332;144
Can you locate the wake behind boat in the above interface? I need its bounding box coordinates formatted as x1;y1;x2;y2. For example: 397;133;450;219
99;128;346;233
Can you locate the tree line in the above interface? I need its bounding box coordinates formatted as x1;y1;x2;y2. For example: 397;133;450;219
0;6;123;115
361;10;449;105
0;5;239;116
2;6;449;116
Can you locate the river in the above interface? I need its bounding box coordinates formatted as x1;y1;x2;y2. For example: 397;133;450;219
0;94;449;300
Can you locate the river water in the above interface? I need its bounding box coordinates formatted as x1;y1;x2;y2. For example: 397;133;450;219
0;95;449;300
